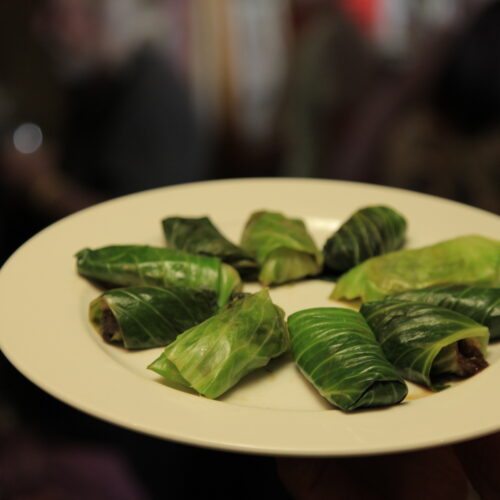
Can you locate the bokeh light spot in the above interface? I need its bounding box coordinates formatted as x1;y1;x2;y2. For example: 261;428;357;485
13;123;43;154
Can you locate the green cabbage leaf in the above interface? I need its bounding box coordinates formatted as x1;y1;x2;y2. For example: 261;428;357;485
287;307;407;411
76;245;241;307
89;286;218;349
240;211;323;286
332;235;500;302
388;285;500;341
148;289;290;398
162;216;258;279
361;300;489;390
323;205;407;273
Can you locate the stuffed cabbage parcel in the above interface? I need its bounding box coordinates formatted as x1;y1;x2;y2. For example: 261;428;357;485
332;235;500;302
323;205;407;273
288;307;407;411
162;216;258;279
148;289;289;398
240;211;323;286
76;245;241;307
89;286;218;349
361;300;489;390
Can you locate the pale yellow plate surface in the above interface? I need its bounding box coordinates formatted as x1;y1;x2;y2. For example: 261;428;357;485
1;178;499;456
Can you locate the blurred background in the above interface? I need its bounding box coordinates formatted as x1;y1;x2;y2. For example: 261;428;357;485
0;0;499;498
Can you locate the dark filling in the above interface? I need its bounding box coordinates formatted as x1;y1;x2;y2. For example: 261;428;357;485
101;308;120;343
457;340;489;377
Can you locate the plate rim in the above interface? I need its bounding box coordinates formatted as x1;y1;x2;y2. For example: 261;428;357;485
1;177;499;457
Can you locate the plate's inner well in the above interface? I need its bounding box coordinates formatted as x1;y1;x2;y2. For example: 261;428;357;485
83;217;500;412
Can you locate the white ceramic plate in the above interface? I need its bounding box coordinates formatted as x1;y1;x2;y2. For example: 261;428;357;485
1;178;499;457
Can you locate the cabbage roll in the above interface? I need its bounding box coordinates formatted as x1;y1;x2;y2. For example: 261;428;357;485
162;216;258;279
332;235;500;302
287;307;407;411
240;211;323;286
389;286;500;341
323;205;407;273
76;245;242;307
360;300;489;389
89;286;218;349
148;289;289;398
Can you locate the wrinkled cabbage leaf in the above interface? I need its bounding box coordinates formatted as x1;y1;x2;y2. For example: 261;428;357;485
76;245;241;307
162;216;258;279
148;289;290;398
360;300;489;390
323;205;407;273
332;235;500;302
389;286;500;342
240;211;323;286
287;307;407;411
89;286;218;349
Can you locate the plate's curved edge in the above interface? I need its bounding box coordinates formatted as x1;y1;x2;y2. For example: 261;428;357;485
2;176;497;271
4;336;498;458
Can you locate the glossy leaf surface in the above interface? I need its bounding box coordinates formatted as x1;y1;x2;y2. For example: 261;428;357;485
240;211;323;286
332;235;500;302
148;289;289;398
323;205;407;273
76;245;242;306
162;216;258;279
361;300;489;389
89;286;218;349
389;286;500;341
287;307;407;411
323;206;406;272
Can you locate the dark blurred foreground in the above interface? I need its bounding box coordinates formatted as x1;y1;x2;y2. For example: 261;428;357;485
0;351;290;499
